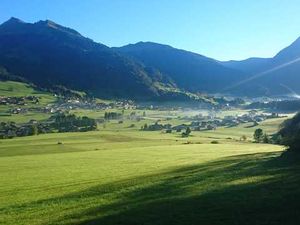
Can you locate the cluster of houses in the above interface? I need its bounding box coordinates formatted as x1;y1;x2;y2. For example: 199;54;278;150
142;111;282;133
10;107;28;114
1;96;41;114
0;96;39;106
172;121;218;132
141;121;217;132
221;111;281;125
41;99;136;114
0;120;51;139
186;111;281;130
1;94;137;116
0;111;98;139
141;122;172;131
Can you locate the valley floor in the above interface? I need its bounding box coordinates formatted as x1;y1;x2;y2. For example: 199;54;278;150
1;118;300;225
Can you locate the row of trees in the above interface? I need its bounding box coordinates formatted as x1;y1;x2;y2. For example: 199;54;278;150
51;113;97;132
253;128;270;143
252;112;300;153
1;113;98;139
141;123;169;131
104;112;122;120
141;123;192;137
0;122;50;139
247;100;300;112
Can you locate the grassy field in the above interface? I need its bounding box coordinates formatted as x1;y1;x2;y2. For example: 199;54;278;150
1;116;300;225
0;81;56;104
1;80;299;224
0;81;57;123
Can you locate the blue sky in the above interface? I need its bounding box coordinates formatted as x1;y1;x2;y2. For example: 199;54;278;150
1;0;300;60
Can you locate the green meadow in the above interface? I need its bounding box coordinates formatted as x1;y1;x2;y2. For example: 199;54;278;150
0;81;56;104
1;80;299;224
1;116;300;225
0;81;56;123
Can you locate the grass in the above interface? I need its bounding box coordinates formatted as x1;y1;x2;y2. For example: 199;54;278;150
1;117;300;225
0;81;299;225
0;81;37;97
0;81;56;105
200;117;289;141
0;81;56;123
0;111;51;123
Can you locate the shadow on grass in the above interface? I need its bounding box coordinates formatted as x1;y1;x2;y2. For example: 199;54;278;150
2;152;300;225
78;152;300;225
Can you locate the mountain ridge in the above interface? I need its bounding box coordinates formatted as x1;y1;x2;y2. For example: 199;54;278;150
221;36;300;96
116;41;248;93
1;17;300;98
0;17;179;100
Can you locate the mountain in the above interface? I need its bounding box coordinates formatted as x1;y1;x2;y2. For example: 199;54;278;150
222;57;272;74
116;42;247;93
2;17;300;99
0;18;177;100
222;37;300;96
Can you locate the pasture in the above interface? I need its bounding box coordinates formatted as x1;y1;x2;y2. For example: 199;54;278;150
1;117;300;225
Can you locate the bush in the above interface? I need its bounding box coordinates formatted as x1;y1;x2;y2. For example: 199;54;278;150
166;129;172;134
279;112;300;152
262;133;269;143
182;127;192;137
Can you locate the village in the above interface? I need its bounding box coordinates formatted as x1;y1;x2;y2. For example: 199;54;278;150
142;111;283;133
0;93;285;140
0;95;136;114
0;96;39;106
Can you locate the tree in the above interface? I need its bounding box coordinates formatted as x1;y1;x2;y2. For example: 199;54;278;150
142;123;148;130
182;127;192;137
272;133;282;145
263;133;269;143
32;125;38;135
186;127;191;136
253;128;263;143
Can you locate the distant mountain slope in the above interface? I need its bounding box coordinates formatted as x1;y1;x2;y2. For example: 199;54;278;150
0;65;28;82
0;18;176;100
116;42;247;93
221;37;300;96
222;57;272;74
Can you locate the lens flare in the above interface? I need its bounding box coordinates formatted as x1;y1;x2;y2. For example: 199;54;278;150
223;57;300;91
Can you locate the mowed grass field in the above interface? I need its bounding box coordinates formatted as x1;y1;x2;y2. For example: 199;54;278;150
1;117;300;225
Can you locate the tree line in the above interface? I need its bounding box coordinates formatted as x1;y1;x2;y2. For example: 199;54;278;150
251;112;300;153
0;113;97;139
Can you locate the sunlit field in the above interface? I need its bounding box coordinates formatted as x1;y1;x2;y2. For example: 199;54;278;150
1;116;300;225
